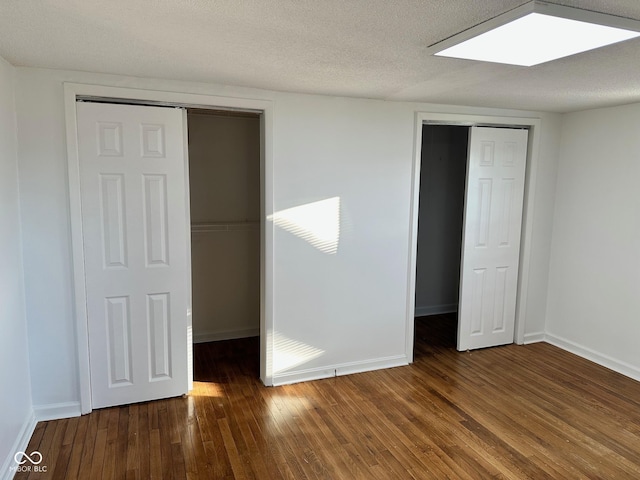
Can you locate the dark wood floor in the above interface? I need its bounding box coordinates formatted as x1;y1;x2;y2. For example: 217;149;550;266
16;315;640;479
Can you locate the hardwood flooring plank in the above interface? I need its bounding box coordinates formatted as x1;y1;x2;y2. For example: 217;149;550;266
217;417;249;480
75;409;99;479
88;428;108;480
148;429;162;480
170;442;187;480
156;402;174;478
61;414;88;480
34;420;67;479
125;405;139;475
137;403;150;480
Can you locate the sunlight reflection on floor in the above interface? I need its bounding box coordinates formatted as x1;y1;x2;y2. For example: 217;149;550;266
190;381;224;398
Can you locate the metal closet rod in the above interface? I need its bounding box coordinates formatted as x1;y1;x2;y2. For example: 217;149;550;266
76;95;263;116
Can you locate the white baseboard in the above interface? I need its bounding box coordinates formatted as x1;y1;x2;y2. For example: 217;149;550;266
272;367;337;386
193;327;259;343
545;333;640;383
33;401;81;421
335;355;409;376
272;355;409;386
1;411;36;480
415;304;457;317
523;332;545;344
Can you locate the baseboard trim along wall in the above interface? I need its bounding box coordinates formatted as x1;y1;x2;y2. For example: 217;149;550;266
1;412;36;480
33;401;81;422
545;333;640;383
272;355;409;386
414;304;457;317
193;327;260;344
523;332;545;344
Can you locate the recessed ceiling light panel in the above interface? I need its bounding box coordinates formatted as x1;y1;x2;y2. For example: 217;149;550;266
428;1;640;66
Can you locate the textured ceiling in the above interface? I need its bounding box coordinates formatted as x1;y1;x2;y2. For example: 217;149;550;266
2;0;640;112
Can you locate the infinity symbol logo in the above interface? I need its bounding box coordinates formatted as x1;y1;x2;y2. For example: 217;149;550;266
14;451;43;465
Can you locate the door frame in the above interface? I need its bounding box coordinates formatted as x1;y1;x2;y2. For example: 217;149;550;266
405;112;542;360
64;83;274;414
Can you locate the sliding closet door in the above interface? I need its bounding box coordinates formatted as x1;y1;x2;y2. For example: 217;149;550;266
458;126;528;351
77;102;189;408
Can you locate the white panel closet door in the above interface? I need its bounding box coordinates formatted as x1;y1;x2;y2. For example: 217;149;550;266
77;102;189;408
457;126;528;351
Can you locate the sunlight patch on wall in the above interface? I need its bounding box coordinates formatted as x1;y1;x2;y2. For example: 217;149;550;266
272;332;325;374
270;196;341;254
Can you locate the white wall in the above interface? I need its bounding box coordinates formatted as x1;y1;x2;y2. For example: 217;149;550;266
415;125;467;317
546;102;640;379
188;112;260;341
14;67;561;407
0;56;34;478
15;69;81;419
521;115;562;341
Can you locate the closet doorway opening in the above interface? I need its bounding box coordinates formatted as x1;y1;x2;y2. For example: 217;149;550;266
412;121;530;353
187;109;262;384
414;125;468;349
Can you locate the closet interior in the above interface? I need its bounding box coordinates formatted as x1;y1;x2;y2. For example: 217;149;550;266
415;125;468;335
187;109;261;346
